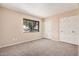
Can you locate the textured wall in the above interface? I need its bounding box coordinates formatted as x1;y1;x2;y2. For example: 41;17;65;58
0;7;43;48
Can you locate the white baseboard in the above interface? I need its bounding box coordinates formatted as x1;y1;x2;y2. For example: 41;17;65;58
0;38;42;49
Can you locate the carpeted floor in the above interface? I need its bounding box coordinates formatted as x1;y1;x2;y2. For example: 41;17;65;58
0;39;78;56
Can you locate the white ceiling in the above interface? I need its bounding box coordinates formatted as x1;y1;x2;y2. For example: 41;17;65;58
0;3;79;18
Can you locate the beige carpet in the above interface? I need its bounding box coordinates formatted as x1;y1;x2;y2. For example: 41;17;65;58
0;39;78;56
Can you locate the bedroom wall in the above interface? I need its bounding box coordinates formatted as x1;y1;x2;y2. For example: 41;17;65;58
44;8;79;41
0;7;43;48
43;17;59;40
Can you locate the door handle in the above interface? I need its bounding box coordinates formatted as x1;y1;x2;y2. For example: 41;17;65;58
72;31;75;33
61;30;63;32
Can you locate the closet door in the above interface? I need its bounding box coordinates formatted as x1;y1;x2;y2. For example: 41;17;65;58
73;16;79;45
59;16;79;45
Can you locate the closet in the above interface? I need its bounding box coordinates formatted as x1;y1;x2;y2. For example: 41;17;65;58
59;15;79;45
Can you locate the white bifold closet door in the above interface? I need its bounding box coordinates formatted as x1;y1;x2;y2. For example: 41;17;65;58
59;15;79;45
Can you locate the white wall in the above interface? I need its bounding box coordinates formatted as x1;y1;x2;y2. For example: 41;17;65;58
43;19;53;39
43;17;59;41
0;7;43;48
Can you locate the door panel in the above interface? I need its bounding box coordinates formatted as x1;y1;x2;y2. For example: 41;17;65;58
59;16;79;45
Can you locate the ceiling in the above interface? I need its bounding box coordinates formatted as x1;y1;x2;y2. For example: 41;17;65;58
0;3;79;18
